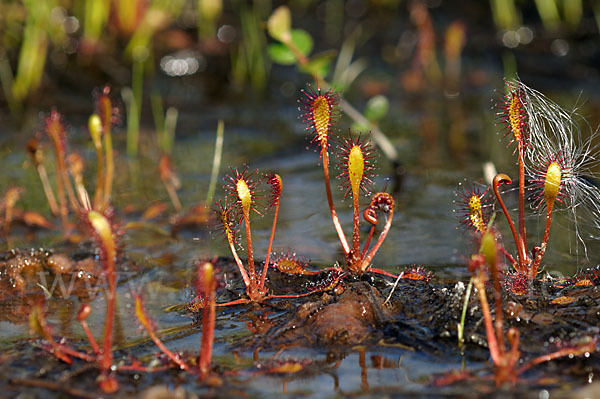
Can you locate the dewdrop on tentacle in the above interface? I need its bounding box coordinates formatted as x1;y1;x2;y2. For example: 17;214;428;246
299;85;339;149
224;167;261;218
454;181;492;233
214;200;238;245
338;134;376;197
497;80;529;151
266;173;282;209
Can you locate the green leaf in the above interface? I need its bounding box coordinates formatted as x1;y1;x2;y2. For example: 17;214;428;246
267;5;291;42
364;95;389;122
268;30;313;66
351;122;369;132
290;29;313;57
267;43;297;65
298;50;336;79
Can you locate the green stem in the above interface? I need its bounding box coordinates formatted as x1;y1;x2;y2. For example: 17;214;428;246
206;120;224;205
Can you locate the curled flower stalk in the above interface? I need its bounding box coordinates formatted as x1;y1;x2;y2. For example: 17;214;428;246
357;192;395;272
492;173;528;272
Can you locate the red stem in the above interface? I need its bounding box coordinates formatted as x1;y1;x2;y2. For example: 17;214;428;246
260;200;279;289
361;225;376;259
473;273;502;366
367;267;399;279
229;241;251;287
517;147;528;260
516;339;596;374
321;146;350;255
359;210;394;271
529;203;554;279
243;210;255;282
489;251;506;359
52;150;68;229
351;191;361;259
99;256;115;374
499;247;517;267
492;174;528;272
79;320;100;355
136;297;191;372
199;285;215;378
216;298;250;307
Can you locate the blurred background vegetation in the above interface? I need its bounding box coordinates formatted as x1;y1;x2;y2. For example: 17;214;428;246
1;0;600;270
1;0;600;162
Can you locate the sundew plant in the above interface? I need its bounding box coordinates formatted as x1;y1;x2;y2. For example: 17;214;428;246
456;79;600;280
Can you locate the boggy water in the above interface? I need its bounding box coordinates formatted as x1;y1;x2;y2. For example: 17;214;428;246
2;76;600;398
